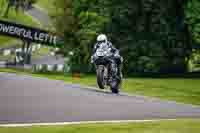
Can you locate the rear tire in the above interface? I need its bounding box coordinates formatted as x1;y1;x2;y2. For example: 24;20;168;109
96;66;105;89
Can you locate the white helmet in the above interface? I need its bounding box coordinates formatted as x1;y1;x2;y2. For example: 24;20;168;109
97;34;107;43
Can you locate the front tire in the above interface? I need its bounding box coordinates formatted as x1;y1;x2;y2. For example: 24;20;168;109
96;66;105;89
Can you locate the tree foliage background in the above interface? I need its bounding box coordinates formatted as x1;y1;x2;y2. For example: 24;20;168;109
185;0;200;44
51;0;199;75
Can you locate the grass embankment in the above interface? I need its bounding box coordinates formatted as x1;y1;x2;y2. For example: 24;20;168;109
0;68;200;105
0;120;200;133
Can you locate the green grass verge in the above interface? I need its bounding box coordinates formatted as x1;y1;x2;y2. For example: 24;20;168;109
122;78;200;105
0;37;15;47
1;68;200;105
0;120;200;133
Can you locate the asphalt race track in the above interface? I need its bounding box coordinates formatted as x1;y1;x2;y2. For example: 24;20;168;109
0;72;200;124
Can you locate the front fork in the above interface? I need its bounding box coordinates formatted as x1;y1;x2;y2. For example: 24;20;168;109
110;63;119;79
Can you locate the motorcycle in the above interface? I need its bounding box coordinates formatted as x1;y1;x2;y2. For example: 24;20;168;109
93;46;121;94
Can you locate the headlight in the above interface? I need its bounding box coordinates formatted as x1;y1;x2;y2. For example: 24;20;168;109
96;51;104;56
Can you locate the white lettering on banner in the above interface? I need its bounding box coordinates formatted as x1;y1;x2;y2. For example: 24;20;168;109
34;32;56;44
0;23;32;39
44;34;49;42
0;24;8;32
2;25;9;32
23;30;33;40
14;27;20;36
9;26;14;34
0;22;58;45
40;33;45;41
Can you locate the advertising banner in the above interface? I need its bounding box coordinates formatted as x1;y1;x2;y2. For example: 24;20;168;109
0;20;63;45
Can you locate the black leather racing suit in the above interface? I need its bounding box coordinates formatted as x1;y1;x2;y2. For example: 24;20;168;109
91;41;123;79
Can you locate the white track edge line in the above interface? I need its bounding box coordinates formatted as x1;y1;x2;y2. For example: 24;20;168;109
0;119;177;127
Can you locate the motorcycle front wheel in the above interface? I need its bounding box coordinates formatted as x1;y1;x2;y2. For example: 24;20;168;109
96;65;105;89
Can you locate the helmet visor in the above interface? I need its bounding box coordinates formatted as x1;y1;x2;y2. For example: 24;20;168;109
97;40;106;44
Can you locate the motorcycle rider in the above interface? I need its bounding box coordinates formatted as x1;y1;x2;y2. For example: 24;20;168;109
91;34;123;80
